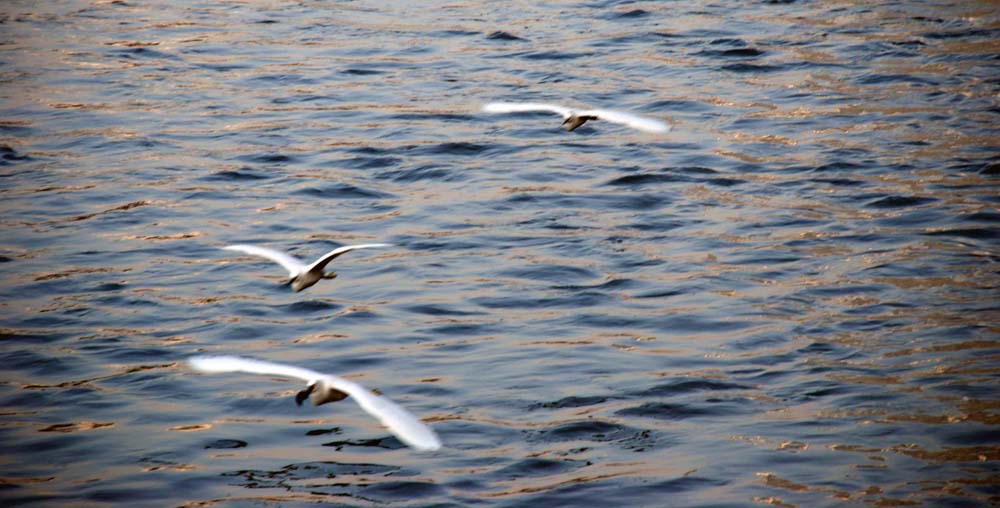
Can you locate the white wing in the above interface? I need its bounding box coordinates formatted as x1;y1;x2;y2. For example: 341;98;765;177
189;355;323;383
323;375;442;452
577;109;670;133
578;109;671;133
307;243;394;273
223;244;306;277
482;102;573;119
188;356;442;452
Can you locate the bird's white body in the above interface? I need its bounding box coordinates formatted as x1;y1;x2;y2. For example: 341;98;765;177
188;355;442;452
223;243;391;291
482;102;670;133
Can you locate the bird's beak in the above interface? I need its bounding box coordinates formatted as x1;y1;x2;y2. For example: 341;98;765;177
323;272;338;280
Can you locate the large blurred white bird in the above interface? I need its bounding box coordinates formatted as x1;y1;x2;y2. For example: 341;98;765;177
482;102;670;133
223;243;392;292
188;355;442;452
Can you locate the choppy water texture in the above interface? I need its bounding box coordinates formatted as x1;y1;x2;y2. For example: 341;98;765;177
1;1;999;506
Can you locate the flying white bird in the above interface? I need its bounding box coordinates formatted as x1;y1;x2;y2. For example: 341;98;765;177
188;355;442;452
223;243;392;292
482;102;670;133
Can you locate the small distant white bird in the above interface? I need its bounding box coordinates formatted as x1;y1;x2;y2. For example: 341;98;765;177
482;102;670;133
188;355;442;452
223;243;392;292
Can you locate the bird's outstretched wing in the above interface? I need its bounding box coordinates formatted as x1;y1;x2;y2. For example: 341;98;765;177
482;102;573;119
188;356;442;452
223;244;306;277
189;355;324;383
324;374;442;452
579;109;671;133
307;243;393;273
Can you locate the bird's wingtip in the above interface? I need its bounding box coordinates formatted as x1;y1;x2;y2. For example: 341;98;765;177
415;440;442;452
188;355;224;372
404;430;443;452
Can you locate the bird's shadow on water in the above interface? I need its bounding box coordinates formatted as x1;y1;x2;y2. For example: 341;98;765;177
320;436;406;451
220;459;400;489
277;300;343;315
219;458;450;502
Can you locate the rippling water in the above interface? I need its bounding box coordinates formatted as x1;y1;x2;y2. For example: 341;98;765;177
1;1;998;506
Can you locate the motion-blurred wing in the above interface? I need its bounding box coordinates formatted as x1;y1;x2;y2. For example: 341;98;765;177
324;375;442;452
581;109;670;133
189;355;322;383
223;244;306;277
308;243;393;273
483;102;573;119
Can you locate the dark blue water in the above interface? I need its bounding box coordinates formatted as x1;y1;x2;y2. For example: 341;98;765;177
1;1;998;506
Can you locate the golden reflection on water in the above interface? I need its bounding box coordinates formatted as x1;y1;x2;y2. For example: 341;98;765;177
37;421;115;433
480;461;670;499
169;424;212;432
22;363;175;390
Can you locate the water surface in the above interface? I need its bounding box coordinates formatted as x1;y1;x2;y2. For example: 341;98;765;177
1;1;998;507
